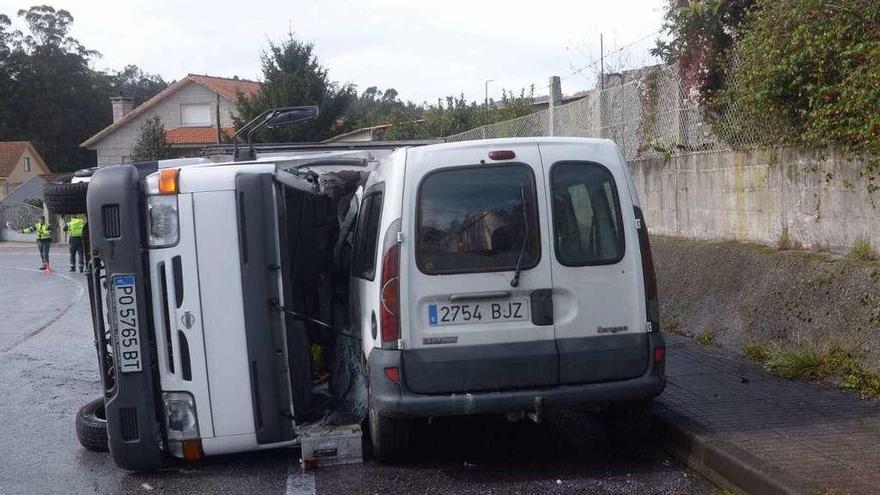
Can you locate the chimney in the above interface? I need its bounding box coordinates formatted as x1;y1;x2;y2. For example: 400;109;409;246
110;96;135;123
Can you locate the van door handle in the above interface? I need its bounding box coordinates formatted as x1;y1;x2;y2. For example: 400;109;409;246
448;291;511;302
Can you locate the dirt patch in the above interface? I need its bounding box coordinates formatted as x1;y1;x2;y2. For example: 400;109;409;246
653;236;880;373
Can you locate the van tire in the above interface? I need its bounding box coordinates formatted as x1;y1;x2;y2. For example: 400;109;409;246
607;398;654;442
368;405;410;462
44;182;89;215
76;397;109;452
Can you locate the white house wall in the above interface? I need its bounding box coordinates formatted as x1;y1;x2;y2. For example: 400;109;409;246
92;82;240;166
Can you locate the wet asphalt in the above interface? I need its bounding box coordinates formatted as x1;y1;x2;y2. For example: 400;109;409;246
0;245;716;494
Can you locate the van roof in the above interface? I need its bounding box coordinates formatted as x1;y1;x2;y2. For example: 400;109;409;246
409;137;618;155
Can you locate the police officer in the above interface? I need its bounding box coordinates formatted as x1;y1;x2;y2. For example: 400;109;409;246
64;214;86;272
31;217;52;272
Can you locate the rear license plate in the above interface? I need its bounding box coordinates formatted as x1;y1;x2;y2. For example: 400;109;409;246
428;299;530;326
112;274;142;373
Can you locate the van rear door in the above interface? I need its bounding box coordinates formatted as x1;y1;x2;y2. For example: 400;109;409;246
400;142;557;394
537;141;649;384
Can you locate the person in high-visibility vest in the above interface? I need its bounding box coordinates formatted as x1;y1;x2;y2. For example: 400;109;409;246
31;217;52;272
64;214;87;272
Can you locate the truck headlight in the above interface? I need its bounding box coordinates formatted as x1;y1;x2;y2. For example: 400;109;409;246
147;195;179;247
162;391;199;441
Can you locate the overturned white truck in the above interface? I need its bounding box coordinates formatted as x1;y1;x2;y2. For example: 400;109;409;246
63;109;666;471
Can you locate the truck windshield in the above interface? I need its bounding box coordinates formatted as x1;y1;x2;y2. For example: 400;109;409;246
416;164;540;275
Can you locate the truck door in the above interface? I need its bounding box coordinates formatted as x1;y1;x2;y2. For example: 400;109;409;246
400;142;558;394
537;141;649;385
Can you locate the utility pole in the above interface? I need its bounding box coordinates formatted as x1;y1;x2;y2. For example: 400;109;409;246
484;79;494;125
600;33;604;91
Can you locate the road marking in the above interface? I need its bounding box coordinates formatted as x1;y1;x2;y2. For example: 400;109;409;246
285;466;316;495
0;265;86;353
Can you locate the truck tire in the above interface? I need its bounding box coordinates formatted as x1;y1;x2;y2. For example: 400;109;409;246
76;397;109;452
368;403;411;462
44;182;88;215
607;398;654;443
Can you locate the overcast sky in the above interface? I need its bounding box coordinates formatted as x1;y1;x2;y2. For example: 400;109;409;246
5;0;667;104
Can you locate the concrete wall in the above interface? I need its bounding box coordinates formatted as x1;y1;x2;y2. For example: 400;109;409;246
92;82;238;166
1;145;50;200
629;148;880;252
1;175;46;207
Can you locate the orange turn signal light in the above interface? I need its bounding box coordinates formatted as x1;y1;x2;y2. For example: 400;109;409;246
182;439;203;462
158;168;179;195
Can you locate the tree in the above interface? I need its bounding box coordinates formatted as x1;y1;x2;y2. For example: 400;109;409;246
652;0;756;102
0;6;167;171
129;117;174;161
345;86;421;130
108;65;168;106
235;32;356;143
386;87;536;140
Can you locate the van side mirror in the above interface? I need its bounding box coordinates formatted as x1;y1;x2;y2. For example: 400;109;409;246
265;106;319;129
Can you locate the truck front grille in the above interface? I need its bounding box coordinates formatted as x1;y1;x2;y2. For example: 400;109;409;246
120;407;139;441
101;204;121;239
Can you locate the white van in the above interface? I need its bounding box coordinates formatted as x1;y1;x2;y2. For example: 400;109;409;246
72;136;663;470
352;138;665;460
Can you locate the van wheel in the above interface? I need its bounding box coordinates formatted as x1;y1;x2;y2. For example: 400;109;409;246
368;404;411;462
606;398;654;443
76;397;109;452
44;182;89;215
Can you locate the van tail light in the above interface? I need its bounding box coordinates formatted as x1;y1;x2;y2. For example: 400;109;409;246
380;242;401;347
653;346;666;363
635;206;659;332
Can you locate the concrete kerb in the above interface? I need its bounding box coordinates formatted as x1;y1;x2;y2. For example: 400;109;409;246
652;406;809;495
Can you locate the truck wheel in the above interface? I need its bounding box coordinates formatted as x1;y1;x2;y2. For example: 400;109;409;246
76;397;109;452
368;403;411;462
44;182;88;215
607;398;654;442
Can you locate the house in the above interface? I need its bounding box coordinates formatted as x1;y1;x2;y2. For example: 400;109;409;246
0;141;50;201
80;74;261;166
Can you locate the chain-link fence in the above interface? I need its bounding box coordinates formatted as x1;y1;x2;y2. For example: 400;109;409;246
447;64;760;161
0;203;44;231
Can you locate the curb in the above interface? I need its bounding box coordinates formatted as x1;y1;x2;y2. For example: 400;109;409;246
653;407;809;495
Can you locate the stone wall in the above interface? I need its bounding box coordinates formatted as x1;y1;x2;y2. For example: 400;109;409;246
629;148;880;253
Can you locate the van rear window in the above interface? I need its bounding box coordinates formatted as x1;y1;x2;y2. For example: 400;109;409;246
416;164;540;275
551;162;625;266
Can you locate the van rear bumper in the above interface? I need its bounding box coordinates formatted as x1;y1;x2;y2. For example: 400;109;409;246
368;333;666;418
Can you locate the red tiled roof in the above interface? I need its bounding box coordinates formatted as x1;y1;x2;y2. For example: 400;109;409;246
188;74;260;102
81;74;261;148
0;142;28;177
165;127;234;145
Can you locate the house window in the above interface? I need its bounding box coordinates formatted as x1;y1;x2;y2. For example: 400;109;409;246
181;103;212;127
23;157;30;172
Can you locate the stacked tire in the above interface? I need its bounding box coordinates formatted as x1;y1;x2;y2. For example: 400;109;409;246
43;181;88;215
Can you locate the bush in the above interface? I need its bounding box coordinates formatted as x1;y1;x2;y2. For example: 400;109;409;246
719;0;880;167
847;238;878;262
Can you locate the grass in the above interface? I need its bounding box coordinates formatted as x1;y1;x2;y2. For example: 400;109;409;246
776;225;803;251
743;342;880;398
847;237;878;261
743;343;769;361
696;329;716;345
662;315;682;334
